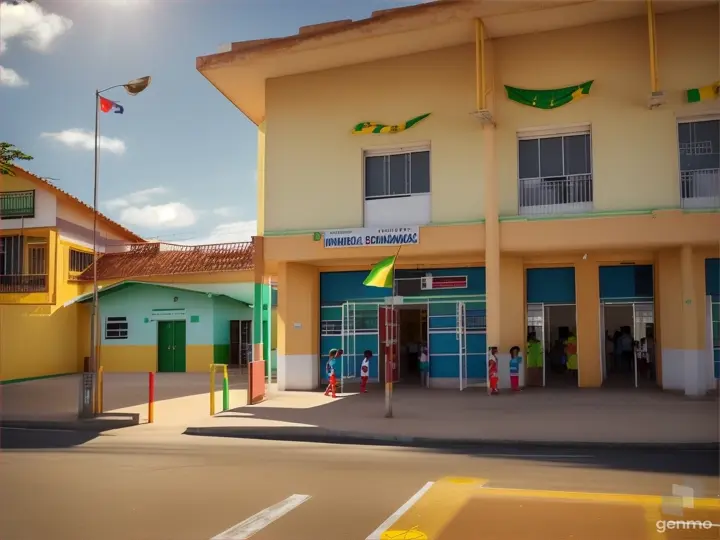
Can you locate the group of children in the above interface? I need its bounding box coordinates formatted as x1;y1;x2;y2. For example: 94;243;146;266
487;346;523;396
325;345;524;398
324;346;430;398
323;348;373;398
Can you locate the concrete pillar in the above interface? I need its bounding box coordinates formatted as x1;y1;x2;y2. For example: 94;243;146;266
680;245;703;396
483;125;500;352
249;236;267;404
576;258;601;388
496;255;525;388
277;262;319;390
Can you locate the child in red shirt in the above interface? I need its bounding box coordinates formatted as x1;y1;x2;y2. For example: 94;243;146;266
488;346;499;395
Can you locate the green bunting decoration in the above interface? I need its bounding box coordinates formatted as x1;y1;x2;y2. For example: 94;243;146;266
505;81;594;110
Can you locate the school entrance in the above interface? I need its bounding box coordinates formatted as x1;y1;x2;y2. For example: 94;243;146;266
525;267;578;388
598;265;656;389
319;269;487;391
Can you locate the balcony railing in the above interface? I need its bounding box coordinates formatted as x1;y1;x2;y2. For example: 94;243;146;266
680;168;720;209
519;174;593;216
0;190;35;219
0;274;48;293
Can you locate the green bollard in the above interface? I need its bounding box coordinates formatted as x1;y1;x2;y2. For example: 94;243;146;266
222;376;230;412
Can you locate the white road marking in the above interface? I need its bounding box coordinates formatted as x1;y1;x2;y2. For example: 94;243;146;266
365;481;435;540
211;494;311;539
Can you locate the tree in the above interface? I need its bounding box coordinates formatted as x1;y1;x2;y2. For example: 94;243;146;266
0;142;33;176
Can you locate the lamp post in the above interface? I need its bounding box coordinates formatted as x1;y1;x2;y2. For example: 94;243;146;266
79;76;151;419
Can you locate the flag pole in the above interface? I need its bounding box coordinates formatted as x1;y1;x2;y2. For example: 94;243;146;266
385;246;401;419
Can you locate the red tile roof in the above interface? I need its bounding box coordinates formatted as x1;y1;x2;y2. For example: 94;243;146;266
75;241;254;281
8;165;144;242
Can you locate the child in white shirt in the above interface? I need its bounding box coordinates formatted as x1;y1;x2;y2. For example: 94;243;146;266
360;350;372;393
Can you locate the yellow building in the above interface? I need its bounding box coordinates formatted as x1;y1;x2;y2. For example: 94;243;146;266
198;0;720;396
0;165;143;383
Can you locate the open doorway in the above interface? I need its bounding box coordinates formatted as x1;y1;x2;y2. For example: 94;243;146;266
601;303;656;388
394;305;427;385
544;304;578;388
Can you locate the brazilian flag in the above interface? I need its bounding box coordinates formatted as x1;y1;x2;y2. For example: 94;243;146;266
363;255;397;289
505;81;594;110
352;113;430;135
686;82;719;103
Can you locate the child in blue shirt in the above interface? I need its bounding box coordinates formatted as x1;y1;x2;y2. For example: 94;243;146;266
509;346;522;392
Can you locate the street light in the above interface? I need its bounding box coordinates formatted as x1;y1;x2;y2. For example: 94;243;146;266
80;76;151;419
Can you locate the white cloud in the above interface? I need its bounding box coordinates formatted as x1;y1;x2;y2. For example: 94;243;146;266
105;187;168;209
0;65;27;87
120;202;197;229
181;220;257;245
212;206;240;218
0;1;73;54
41;129;126;155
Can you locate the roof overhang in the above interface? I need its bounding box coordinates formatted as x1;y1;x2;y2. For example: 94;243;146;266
196;0;715;125
63;280;258;307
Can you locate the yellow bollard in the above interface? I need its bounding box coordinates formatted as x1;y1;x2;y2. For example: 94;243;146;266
209;364;216;416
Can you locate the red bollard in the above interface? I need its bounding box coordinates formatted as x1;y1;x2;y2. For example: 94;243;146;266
148;372;155;423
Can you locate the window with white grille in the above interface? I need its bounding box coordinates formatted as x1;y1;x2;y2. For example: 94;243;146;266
678;118;720;208
517;128;593;214
105;317;128;340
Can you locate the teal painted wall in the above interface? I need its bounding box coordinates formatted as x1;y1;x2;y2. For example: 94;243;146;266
212;296;252;364
99;284;214;346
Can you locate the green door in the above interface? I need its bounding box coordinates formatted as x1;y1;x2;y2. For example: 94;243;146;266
158;321;174;372
172;320;187;373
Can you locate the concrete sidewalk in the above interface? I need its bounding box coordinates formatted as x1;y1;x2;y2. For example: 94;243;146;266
0;372;248;430
3;375;718;448
184;386;720;448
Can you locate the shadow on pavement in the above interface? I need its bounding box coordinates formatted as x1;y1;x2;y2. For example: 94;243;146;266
0;428;102;449
184;424;720;477
187;385;720;477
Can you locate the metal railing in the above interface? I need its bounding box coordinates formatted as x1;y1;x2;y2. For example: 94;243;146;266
680;168;720;209
0;190;35;219
519;174;593;216
0;274;48;293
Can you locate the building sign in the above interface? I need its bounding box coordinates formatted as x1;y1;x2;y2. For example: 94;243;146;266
323;227;420;249
421;275;468;290
149;309;186;321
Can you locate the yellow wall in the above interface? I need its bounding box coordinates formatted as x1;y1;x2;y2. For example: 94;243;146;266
494;6;717;215
263;6;718;232
265;44;485;232
187;345;213;372
100;345;156;372
656;247;712;352
56;239;89;307
277;263;319;356
0;303;81;382
99;344;214;373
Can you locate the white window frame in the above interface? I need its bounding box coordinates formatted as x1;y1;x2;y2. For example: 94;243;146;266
516;124;593;215
362;142;431;202
676;114;720;208
105;316;129;340
516;123;593;175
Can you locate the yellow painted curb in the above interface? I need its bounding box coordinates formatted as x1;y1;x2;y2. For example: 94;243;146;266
381;530;428;540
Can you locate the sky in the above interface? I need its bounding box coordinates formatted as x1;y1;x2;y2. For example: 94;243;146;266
0;0;425;244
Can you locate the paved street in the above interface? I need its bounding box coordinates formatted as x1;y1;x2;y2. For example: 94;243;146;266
1;428;719;539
